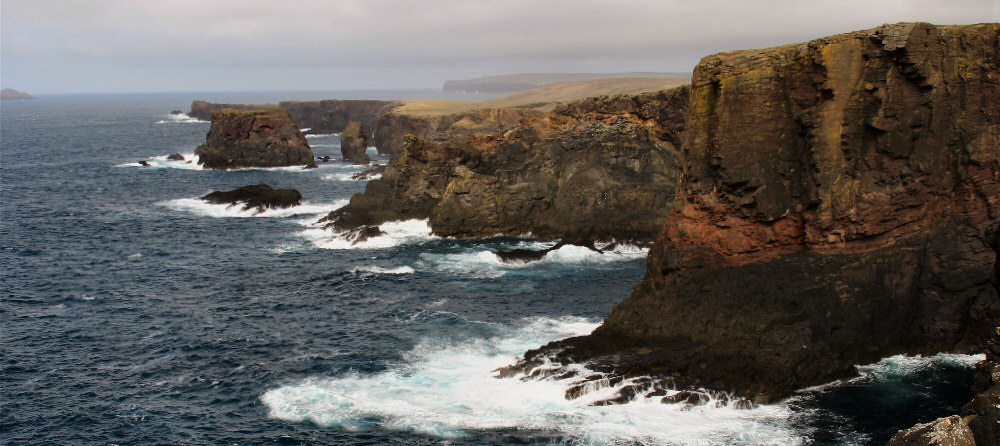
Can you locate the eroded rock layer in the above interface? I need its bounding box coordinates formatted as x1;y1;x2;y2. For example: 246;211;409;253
510;22;1000;404
324;86;689;242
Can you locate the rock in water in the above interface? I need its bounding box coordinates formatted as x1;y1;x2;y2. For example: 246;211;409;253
167;153;185;161
201;184;302;212
340;121;371;165
195;108;314;170
507;23;1000;405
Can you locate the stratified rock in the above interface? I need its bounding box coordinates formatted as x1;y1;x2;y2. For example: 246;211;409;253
508;23;1000;405
887;416;976;446
324;86;689;242
0;89;35;100
167;153;185;161
201;184;302;211
340;121;371;165
195;107;314;170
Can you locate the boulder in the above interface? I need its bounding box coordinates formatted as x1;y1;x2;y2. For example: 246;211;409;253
340;121;371;165
195;107;314;170
167;153;185;161
200;184;302;211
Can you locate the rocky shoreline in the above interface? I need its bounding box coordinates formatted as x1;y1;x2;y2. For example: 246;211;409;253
181;21;999;442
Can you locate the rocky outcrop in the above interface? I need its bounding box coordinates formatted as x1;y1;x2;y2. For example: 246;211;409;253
195;108;314;170
1;89;35;100
278;100;396;135
339;121;371;164
188;100;262;121
888;416;976;446
201;184;302;211
323;86;689;242
505;23;1000;405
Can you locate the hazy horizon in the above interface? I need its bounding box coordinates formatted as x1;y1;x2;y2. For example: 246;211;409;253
2;0;996;95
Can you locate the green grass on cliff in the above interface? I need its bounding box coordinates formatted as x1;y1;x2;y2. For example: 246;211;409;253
396;77;690;117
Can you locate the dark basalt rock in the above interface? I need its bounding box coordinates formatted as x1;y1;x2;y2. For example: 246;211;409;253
343;225;385;245
502;22;1000;406
340;121;371;165
201;184;302;212
195;107;314;170
303;162;319;170
167;153;185;161
170;110;184;115
138;160;151;167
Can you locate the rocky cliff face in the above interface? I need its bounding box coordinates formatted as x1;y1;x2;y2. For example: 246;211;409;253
195;108;314;170
324;87;689;242
278;100;396;135
339;121;371;165
508;23;1000;405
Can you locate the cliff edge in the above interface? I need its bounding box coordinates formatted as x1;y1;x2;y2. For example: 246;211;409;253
507;22;1000;405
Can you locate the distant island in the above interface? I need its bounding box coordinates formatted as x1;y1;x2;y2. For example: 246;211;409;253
443;72;689;94
1;88;36;100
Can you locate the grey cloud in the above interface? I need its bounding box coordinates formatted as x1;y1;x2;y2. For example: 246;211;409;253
1;0;995;93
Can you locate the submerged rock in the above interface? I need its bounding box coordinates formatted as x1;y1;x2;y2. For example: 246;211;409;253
195;107;314;170
350;165;385;181
201;184;302;211
343;226;385;245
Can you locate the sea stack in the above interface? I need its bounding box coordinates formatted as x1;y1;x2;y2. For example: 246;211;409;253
506;22;1000;405
195;107;314;170
339;121;371;165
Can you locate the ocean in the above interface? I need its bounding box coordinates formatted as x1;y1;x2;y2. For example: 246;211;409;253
0;92;982;445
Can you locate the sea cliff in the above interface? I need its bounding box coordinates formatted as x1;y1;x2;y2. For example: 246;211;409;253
323;86;689;242
505;22;999;405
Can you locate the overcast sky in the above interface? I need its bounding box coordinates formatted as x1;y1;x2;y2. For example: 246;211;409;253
1;0;996;94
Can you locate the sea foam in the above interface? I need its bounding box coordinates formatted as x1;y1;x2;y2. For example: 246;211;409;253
299;219;436;250
162;198;349;219
261;316;801;444
155;113;206;124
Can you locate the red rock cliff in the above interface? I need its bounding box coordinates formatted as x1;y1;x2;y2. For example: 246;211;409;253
511;22;1000;404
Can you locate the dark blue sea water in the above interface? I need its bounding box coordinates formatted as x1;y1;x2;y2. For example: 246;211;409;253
1;93;980;445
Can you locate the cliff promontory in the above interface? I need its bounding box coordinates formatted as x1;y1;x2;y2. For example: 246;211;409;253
195;107;314;170
323;86;689;242
506;23;999;405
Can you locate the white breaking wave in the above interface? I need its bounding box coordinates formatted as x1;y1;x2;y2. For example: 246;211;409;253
417;242;648;278
299;219;436;250
116;153;204;170
155;113;206;124
261;316;800;444
161;198;349;219
350;265;416;275
794;352;985;395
